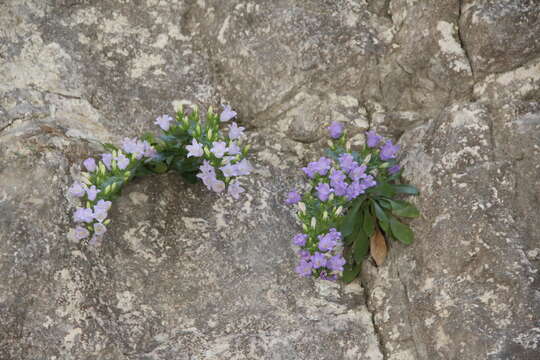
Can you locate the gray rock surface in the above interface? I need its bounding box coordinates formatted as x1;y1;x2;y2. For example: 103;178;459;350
1;0;539;359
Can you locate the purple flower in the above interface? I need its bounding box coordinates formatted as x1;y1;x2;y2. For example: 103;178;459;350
380;140;400;161
320;271;338;281
199;160;215;175
349;164;367;181
285;190;301;205
73;207;94;223
315;183;333;201
220;104;237;122
220;163;238;177
332;179;348;197
311;252;327;269
88;235;103;246
329;169;346;184
338;153;357;173
295;259;313;277
211;179;226;193
292;233;308;246
155;114;173;131
362;175;377;189
346;181;365;200
101;153;113;170
69;182;86;198
388;164;401;175
83;158;96;172
235;159;253;176
115;153;130;170
86;185;100;201
73;226;90;240
313;157;332;176
301;164;317;178
93;208;108;222
95;199;112;211
228;181;245;199
318;228;341;251
197;169;217;190
142;141;158;159
186;138;204;157
328;121;344;139
93;222;107;236
366;130;382;148
211;141;228;158
228;122;245;140
227;142;241;155
121;138;146;159
298;250;311;259
327;255;346;272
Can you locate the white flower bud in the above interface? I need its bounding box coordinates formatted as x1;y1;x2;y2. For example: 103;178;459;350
327;140;334;149
207;105;214;115
379;162;390;168
346;141;351;151
335;206;343;216
207;128;213;140
311;217;317;228
298;202;306;213
323;211;328;220
329;193;335;201
302;223;308;232
362;154;372;165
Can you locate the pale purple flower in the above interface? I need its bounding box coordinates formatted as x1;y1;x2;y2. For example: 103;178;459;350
285;190;301;205
366;130;382;148
327;254;346;272
73;207;94;223
86;185;100;201
298;250;311;259
95;199;111;212
88;235;103;246
220;104;237;122
199;160;215;175
329;169;346;184
142;141;158;159
93;208;108;223
220;163;238;177
211;179;226;193
227;142;241;155
69;182;86;198
362;175;377;189
211;141;228;158
318;228;341;251
320;271;338;281
186;138;204;157
328;121;344;139
349;164;367;181
197;171;217;190
338;153;356;173
295;259;313;277
155;114;173;131
311;252;327;269
228;181;245;199
380;140;400;161
346;181;365;200
228;122;245;140
235;159;253;176
73;226;90;240
83;158;97;172
332;179;348;197
121;138;146;159
313;157;332;176
116;153;130;170
388;164;401;175
93;222;107;236
292;233;308;246
316;183;333;201
101;153;113;170
301;164;317;178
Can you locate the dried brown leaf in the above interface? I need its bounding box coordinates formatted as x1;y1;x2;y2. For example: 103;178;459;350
370;228;387;266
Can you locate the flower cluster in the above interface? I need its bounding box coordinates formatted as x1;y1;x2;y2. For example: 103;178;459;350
68;104;252;246
286;121;414;281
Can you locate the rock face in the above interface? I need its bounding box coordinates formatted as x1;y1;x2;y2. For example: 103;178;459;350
0;0;538;359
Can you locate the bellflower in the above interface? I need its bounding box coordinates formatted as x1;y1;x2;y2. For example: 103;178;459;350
211;141;228;158
285;190;301;205
235;159;253;176
338;153;356;173
69;182;86;198
349;164;367;181
311;252;327;269
73;207;94;223
380;140;400;161
328;121;344;139
220;105;237;122
83;158;96;172
327;255;346;272
94;222;107;236
220;163;238;178
228;122;245;140
211;179;226;193
389;164;401;175
366;130;382;148
101;153;113;170
227;142;241;155
116;153;130;170
73;226;90;240
86;185;100;201
186;138;204;157
316;183;333;201
228;181;245;199
292;233;308;246
155;114;173;131
295;259;313;277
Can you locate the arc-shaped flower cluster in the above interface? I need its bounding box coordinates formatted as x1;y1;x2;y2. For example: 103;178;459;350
67;105;252;246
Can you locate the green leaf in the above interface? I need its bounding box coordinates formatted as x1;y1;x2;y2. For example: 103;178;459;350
392;184;420;195
388;199;420;218
389;216;414;245
362;206;375;237
379;219;389;233
342;262;362;283
152;162;168;174
353;228;370;263
101;143;118;152
368;183;396;198
340;197;364;237
373;201;389;223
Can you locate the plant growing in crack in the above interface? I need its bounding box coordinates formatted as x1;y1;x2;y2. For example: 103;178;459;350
67;104;252;246
285;122;420;282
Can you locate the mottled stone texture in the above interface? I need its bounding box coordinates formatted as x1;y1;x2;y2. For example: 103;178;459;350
0;0;539;359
